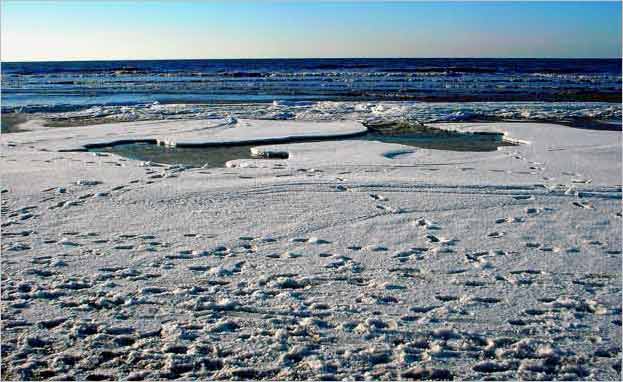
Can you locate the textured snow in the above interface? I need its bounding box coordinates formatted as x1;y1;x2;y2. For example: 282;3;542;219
0;120;621;380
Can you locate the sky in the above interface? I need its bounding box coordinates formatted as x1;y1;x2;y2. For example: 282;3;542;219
1;1;621;61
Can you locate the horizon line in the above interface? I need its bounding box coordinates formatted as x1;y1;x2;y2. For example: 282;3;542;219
3;56;622;63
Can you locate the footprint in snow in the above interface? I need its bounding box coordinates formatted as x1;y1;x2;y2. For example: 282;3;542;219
414;218;441;230
369;193;387;201
376;204;403;214
572;201;593;209
488;231;505;239
512;195;534;200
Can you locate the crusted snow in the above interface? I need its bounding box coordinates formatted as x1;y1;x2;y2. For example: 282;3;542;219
2;118;367;152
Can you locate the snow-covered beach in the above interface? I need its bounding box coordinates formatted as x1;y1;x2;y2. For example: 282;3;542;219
1;119;620;380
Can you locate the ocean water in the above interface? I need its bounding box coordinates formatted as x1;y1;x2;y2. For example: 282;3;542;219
1;58;621;125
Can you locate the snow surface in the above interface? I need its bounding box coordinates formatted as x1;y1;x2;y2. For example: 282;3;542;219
1;120;621;380
2;118;367;152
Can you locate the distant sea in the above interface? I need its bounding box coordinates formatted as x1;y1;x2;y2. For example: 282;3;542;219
1;58;621;126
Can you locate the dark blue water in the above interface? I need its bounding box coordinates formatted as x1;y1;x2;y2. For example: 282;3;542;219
2;58;621;113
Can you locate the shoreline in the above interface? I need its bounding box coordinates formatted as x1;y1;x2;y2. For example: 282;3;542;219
2;110;622;136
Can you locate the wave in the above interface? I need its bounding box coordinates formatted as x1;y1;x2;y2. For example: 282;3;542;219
3;58;620;76
380;67;498;74
2;59;621;118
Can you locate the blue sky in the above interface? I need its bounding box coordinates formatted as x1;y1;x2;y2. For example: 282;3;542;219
2;1;621;61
